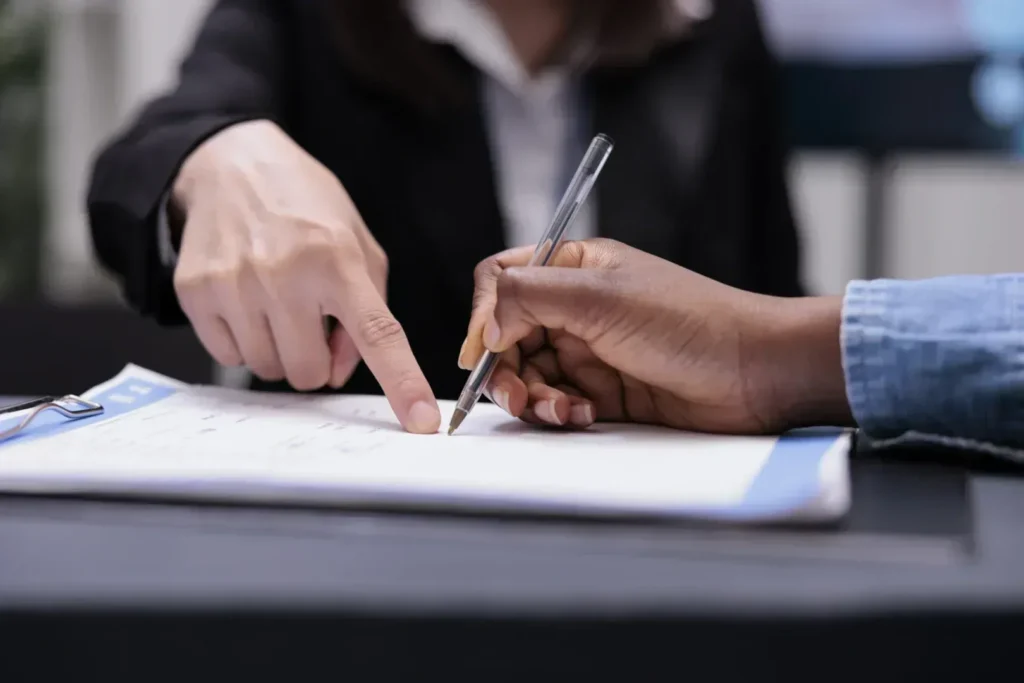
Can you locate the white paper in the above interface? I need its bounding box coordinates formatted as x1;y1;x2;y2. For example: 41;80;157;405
0;366;851;522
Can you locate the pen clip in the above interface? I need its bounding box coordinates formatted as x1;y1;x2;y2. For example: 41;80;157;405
0;395;105;444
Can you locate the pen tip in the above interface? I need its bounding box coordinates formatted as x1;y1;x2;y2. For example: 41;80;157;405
447;409;467;436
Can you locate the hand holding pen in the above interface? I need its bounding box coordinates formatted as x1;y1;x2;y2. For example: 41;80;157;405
449;134;614;435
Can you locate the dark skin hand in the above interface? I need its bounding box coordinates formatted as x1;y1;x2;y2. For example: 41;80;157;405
459;239;854;434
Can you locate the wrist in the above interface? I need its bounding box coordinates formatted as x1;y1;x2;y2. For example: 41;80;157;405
744;295;852;431
168;150;214;250
173;138;218;211
172;119;273;210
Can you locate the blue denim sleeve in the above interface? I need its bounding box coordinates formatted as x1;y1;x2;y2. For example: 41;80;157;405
842;274;1024;457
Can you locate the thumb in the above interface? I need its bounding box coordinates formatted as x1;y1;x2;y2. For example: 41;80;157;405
484;266;615;353
460;246;535;370
461;241;594;368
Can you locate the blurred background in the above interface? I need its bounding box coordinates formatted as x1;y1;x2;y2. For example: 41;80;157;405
1;0;1023;393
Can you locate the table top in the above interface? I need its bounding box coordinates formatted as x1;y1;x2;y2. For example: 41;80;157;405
6;396;1024;682
2;387;1023;620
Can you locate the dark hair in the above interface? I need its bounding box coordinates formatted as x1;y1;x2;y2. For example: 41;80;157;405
328;0;678;115
328;0;469;115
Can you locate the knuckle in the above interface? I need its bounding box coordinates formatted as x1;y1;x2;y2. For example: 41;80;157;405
173;260;209;290
357;310;408;348
172;270;200;300
329;243;368;281
560;239;587;259
473;256;501;284
391;368;426;397
174;268;228;310
591;238;629;268
495;268;528;298
255;224;362;276
493;270;532;323
247;257;278;283
249;246;308;277
292;217;352;249
175;258;240;286
588;237;619;249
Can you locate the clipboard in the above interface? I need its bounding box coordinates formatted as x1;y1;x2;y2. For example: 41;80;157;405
0;365;852;525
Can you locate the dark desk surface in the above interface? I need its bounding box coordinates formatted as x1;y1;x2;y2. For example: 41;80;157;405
2;464;1023;614
2;395;1024;680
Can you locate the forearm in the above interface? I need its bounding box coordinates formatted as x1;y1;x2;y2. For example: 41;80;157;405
758;275;1024;451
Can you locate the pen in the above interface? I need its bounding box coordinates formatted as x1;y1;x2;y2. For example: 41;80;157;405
448;133;615;435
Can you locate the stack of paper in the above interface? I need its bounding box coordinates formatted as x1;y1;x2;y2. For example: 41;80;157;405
0;365;851;523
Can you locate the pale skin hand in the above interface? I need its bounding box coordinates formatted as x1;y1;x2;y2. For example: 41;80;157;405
459;239;853;434
172;119;440;433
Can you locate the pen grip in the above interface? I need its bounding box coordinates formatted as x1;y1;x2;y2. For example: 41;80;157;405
456;350;500;413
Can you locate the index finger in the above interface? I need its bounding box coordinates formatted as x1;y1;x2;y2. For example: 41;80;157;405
323;269;440;434
460;241;587;370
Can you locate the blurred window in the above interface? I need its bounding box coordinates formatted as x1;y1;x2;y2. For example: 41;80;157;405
0;0;45;299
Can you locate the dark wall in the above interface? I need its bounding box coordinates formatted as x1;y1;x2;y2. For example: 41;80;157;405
784;57;1019;153
0;303;213;396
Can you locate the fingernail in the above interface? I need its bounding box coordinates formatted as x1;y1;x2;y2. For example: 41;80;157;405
492;387;510;414
570;403;594;426
483;319;501;351
457;338;469;369
408;401;441;434
536;400;563;425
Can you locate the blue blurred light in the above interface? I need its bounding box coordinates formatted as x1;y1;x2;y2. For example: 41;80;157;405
965;0;1024;52
971;58;1024;128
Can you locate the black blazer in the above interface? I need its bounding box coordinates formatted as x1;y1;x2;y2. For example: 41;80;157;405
87;0;802;401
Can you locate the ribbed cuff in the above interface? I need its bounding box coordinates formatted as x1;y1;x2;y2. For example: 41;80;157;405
841;279;897;439
842;274;1024;454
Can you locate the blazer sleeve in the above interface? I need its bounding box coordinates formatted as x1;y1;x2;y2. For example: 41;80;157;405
87;0;289;325
739;0;805;298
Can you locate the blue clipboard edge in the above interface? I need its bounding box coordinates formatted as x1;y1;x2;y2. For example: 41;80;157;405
733;429;852;522
0;379;179;449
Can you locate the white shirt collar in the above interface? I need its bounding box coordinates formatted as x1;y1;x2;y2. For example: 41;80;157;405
405;0;709;95
405;0;567;94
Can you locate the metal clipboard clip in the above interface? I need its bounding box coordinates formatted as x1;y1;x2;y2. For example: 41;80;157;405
0;396;104;444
